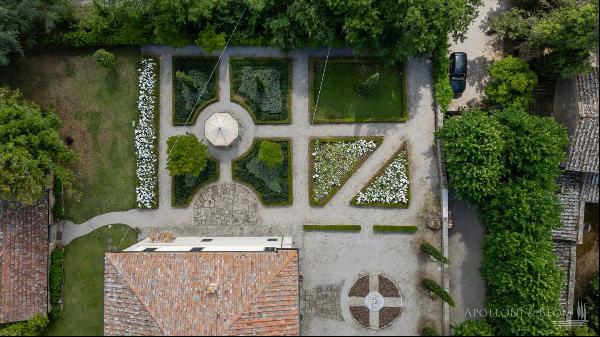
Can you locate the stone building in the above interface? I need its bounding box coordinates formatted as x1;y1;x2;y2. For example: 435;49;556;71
552;67;599;319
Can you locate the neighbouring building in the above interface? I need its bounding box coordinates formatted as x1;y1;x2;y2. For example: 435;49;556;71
0;195;50;323
104;236;300;336
552;67;599;319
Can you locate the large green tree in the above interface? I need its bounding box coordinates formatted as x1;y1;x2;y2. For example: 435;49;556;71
0;87;75;205
436;110;505;203
0;0;72;66
484;56;538;110
488;0;599;76
166;134;209;176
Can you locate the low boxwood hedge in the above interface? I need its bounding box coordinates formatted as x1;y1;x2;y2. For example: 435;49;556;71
423;278;455;306
421;242;449;264
303;225;362;232
373;225;417;233
172;158;219;207
49;248;64;320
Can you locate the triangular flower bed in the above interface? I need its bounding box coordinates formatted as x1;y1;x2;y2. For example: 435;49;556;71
351;145;410;208
310;137;383;206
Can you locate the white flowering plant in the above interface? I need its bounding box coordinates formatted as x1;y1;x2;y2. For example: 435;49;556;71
135;58;159;209
310;137;381;206
352;149;410;208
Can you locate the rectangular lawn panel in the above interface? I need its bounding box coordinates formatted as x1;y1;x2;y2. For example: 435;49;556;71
0;48;140;224
172;157;220;207
233;138;293;206
310;137;383;206
173;57;219;125
311;58;407;123
46;224;138;336
230;58;291;124
351;145;410;208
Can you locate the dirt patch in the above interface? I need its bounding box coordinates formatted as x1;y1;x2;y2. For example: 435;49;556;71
379;306;402;328
379;274;400;297
349;275;369;297
349;306;370;327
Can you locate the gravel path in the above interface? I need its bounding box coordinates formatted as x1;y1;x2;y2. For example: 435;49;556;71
448;0;507;110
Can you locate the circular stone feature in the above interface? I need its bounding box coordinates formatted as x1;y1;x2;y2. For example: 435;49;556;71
347;273;403;329
365;292;385;311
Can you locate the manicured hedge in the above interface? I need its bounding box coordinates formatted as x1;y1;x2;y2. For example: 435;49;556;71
172;57;219;125
52;177;64;221
373;225;417;233
230;58;291;124
49;248;65;320
0;314;48;336
423;278;455;306
233;138;292;206
172;158;219;207
421;242;448;264
432;41;454;113
303;225;362;232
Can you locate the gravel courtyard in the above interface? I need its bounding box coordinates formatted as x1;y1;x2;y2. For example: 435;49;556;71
59;46;443;335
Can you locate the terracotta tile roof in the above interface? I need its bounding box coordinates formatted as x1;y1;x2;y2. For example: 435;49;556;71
104;250;299;336
0;196;49;323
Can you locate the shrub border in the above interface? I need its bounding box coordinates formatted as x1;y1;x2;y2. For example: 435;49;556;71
309;136;383;207
232;137;294;206
229;57;293;124
373;225;417;233
170;157;220;208
423;278;455;306
350;142;411;208
171;56;220;126
303;224;362;232
308;57;408;124
137;56;160;209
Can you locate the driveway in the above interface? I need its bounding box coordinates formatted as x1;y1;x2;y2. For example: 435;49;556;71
448;193;486;325
448;0;507;110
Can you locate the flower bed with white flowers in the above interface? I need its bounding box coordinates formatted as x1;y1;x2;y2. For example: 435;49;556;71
352;147;410;208
310;137;382;206
230;58;291;124
135;57;159;209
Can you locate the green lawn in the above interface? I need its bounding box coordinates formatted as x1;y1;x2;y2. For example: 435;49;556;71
311;59;407;123
0;48;139;224
46;224;138;336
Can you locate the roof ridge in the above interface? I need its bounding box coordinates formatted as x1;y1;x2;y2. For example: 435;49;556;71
106;253;166;335
223;251;297;334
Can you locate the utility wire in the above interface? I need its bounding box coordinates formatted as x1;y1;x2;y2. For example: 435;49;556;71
312;42;331;124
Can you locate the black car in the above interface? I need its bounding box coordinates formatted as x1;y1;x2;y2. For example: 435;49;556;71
449;52;467;96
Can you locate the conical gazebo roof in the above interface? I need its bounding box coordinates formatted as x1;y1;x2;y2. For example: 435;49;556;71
205;112;239;147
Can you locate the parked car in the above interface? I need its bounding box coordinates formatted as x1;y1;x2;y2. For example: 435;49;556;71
449;52;467;96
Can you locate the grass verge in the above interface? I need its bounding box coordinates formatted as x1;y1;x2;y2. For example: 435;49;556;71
46;224;138;336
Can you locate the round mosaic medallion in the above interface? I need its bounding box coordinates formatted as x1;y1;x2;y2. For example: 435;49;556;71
348;273;403;329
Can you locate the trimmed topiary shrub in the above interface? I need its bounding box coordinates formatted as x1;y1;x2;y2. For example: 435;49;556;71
258;140;284;167
92;49;117;71
167;134;209;177
421;242;448;264
423;278;455;306
422;326;440;336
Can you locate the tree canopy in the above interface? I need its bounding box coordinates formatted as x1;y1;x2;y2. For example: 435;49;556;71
484;56;538;110
166;134;209;177
488;0;599;76
0;0;72;66
0;86;75;205
56;0;481;64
